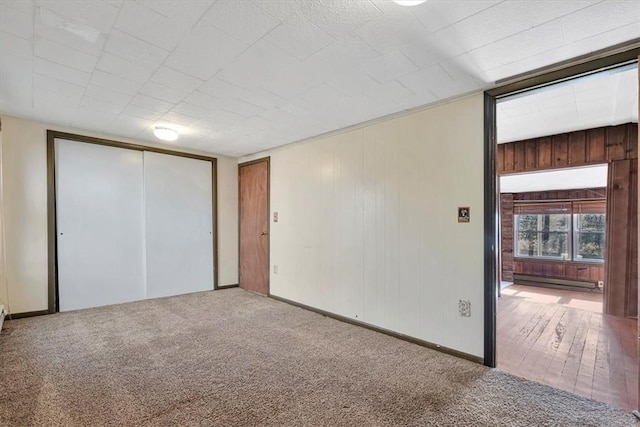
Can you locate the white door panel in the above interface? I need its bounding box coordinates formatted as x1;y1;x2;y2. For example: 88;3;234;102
56;139;145;311
143;152;214;298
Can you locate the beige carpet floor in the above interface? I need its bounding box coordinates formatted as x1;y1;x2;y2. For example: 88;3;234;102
0;288;636;426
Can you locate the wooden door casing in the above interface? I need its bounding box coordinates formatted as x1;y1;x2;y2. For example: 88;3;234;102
239;159;269;295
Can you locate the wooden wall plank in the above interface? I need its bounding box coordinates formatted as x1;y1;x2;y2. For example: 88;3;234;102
525;140;537;169
625;159;637;318
628;123;638;160
515;142;526;172
501;194;514;282
552;134;569;167
587;128;606;163
569;131;587;165
605;159;632;318
504;143;515;172
537;137;552;169
607;126;627;161
498;123;635;175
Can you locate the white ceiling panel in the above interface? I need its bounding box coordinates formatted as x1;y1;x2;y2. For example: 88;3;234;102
0;0;638;157
498;66;638;144
201;0;281;45
264;14;335;60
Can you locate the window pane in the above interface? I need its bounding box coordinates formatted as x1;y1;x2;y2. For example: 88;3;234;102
515;213;570;259
577;213;605;232
574;213;605;262
576;232;605;260
544;214;569;232
516;231;538;257
516;215;538;232
540;232;568;258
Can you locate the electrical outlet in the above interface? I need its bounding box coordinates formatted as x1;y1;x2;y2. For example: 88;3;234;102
273;265;278;275
273;212;279;222
458;300;471;317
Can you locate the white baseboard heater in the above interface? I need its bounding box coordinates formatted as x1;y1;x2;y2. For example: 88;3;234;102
513;274;600;291
0;305;5;332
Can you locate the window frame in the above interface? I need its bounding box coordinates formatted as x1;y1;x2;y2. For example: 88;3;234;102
572;212;606;263
514;213;572;261
513;200;605;263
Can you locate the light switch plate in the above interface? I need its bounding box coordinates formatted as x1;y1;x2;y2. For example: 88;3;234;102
273;212;279;222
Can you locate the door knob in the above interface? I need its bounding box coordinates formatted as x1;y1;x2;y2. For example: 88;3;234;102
261;232;268;236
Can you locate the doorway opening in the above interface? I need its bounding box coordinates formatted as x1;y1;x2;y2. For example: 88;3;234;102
492;62;639;411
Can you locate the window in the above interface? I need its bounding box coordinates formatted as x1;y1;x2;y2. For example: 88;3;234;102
514;200;605;262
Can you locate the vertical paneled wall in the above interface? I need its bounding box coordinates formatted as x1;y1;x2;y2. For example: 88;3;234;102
605;159;638;318
500;194;514;282
497;123;638;174
250;94;485;357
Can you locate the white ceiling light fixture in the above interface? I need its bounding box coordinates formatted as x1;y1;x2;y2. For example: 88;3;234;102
393;0;428;6
153;127;179;142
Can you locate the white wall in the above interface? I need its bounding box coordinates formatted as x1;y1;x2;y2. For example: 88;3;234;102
0;115;238;314
241;94;485;357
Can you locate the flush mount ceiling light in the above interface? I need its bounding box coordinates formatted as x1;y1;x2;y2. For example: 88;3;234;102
153;127;179;142
393;0;428;5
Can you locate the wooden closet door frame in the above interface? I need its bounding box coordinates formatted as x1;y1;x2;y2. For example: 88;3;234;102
47;130;219;314
238;157;270;296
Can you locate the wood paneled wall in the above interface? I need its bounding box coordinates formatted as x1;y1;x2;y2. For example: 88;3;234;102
605;159;638;318
500;194;514;282
501;188;606;286
497;123;638;175
514;260;605;283
513;188;607;201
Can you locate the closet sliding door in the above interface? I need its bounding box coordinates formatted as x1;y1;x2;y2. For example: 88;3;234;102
56;139;145;311
143;152;214;298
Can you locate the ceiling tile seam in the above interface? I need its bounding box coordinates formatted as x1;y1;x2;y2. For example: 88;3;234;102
99;15;219;139
449;0;611;65
481;22;640;75
368;0;384;16
410;0;507;35
266;14;337;61
66;0;128;128
91;70;143;96
209;23;287;84
394;79;418;97
29;0;36;113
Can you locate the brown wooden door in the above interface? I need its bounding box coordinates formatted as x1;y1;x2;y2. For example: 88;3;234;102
239;158;269;295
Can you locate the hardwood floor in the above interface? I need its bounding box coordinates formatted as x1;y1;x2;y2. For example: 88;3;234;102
498;285;637;411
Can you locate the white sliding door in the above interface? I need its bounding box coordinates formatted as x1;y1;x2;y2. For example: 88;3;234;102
143;152;214;298
56;139;145;311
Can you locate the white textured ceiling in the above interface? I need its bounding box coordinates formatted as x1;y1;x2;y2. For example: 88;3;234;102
500;165;608;193
1;1;639;157
498;65;639;144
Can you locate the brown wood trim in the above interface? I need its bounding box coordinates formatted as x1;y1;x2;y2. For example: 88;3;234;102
47;131;218;162
238;157;271;295
6;309;50;319
269;294;485;365
212;159;219;290
487;42;639;98
46;132;57;313
217;284;239;290
47;130;219;312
